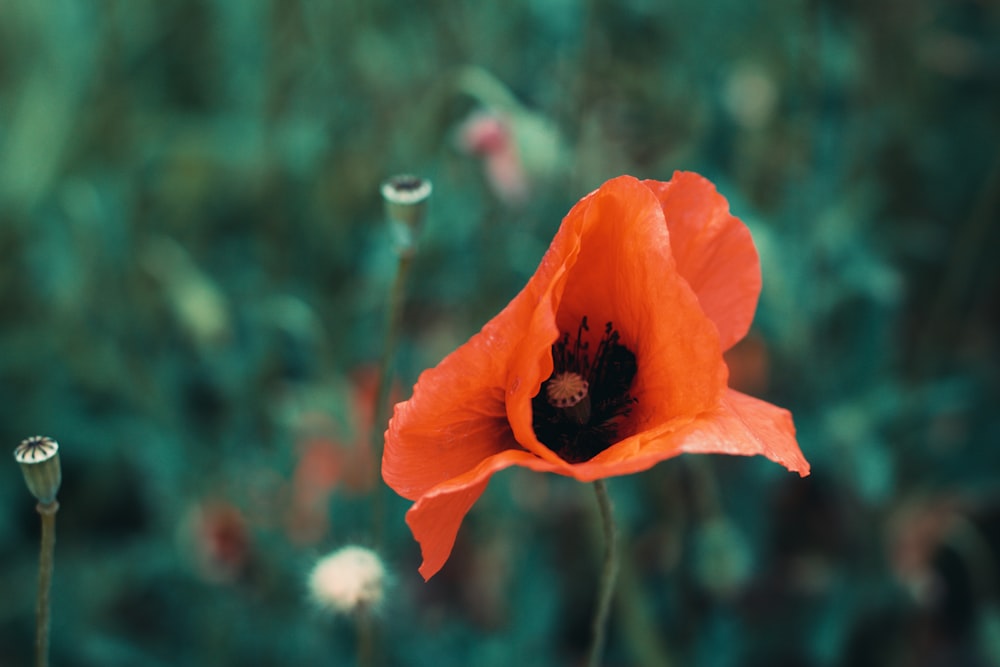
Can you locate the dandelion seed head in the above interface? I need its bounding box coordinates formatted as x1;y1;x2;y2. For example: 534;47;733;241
308;545;386;616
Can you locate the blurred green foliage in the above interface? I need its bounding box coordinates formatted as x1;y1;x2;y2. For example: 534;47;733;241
1;1;998;665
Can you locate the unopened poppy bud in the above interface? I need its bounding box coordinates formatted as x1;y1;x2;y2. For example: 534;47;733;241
381;174;432;257
308;545;386;616
14;436;61;505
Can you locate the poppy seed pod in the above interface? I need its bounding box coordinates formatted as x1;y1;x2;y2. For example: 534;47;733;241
14;436;61;505
381;175;432;256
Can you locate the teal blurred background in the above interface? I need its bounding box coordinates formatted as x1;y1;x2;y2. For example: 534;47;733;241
1;1;999;665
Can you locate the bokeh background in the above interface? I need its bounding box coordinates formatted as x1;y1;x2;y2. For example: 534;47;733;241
1;1;999;665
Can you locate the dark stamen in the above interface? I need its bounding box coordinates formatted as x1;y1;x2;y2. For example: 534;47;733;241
532;319;637;463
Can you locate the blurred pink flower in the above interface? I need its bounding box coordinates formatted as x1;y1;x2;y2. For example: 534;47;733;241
458;110;529;206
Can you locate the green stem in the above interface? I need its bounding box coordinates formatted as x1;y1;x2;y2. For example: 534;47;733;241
362;248;413;667
371;251;412;547
357;611;375;667
36;501;58;667
587;480;618;667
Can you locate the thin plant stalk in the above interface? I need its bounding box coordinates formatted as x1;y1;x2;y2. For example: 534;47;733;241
362;175;428;667
359;252;410;667
356;609;375;667
371;174;429;545
587;479;619;667
370;250;413;547
35;501;58;667
15;437;61;667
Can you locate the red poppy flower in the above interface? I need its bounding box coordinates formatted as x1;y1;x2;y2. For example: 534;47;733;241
383;173;810;580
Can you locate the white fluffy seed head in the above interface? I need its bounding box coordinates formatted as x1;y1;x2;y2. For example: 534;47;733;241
308;545;386;616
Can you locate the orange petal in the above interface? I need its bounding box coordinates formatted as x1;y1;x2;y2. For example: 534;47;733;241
506;175;729;462
552;389;808;481
406;449;563;579
405;389;809;581
677;388;810;476
642;173;761;351
384;190;589;496
382;341;519;500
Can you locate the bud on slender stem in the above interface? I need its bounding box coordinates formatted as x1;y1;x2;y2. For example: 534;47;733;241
15;436;61;505
380;175;432;258
14;436;61;667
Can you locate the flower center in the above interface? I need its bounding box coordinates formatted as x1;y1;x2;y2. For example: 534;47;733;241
532;317;637;463
545;372;591;424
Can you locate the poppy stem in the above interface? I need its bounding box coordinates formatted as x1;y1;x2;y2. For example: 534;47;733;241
373;175;430;545
361;175;429;667
355;251;411;667
371;250;412;545
35;501;58;667
587;479;618;667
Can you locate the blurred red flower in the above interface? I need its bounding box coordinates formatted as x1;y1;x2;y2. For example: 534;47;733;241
383;173;810;579
184;501;251;584
284;370;382;545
